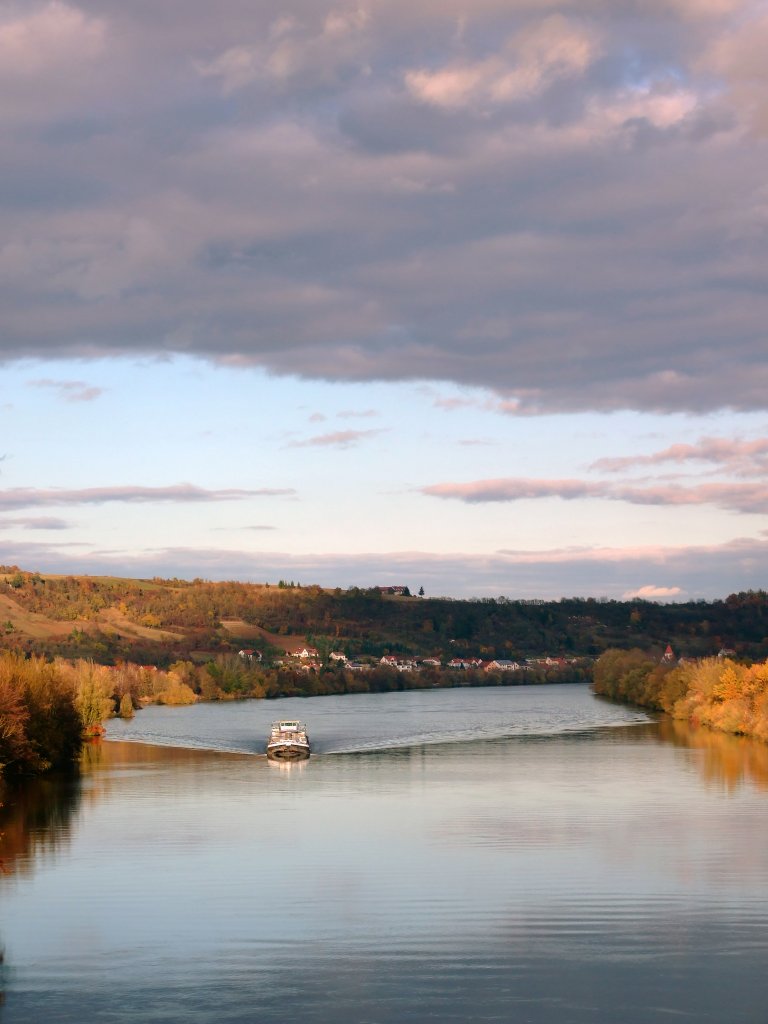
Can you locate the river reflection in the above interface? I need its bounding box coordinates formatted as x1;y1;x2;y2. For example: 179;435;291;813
655;716;768;792
0;771;82;878
1;689;767;1024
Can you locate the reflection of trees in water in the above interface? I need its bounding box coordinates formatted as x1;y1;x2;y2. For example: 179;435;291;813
657;716;768;793
0;769;83;1007
0;769;83;878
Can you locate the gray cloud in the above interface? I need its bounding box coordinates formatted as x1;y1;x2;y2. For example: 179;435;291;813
0;533;765;600
0;516;72;530
0;484;294;509
0;1;766;413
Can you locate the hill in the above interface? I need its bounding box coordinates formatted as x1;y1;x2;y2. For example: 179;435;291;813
1;567;767;668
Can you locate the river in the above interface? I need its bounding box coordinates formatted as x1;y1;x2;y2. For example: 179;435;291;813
1;684;767;1023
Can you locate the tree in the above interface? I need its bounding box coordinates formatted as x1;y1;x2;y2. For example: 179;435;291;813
119;692;134;719
69;661;113;736
418;587;425;597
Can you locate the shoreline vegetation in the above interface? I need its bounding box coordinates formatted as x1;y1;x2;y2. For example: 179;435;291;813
3;645;768;784
593;649;768;743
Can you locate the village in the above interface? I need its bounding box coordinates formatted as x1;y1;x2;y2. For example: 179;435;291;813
238;645;588;675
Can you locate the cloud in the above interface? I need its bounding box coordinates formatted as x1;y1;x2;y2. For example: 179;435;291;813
422;476;768;514
592;436;768;475
405;16;600;109
623;585;685;600
424;478;601;502
0;516;71;530
197;6;370;93
0;2;106;122
0;2;105;78
289;428;385;448
337;408;378;419
213;524;277;532
28;378;104;402
0;484;295;510
702;12;768;133
0;533;765;600
433;396;479;412
0;0;765;415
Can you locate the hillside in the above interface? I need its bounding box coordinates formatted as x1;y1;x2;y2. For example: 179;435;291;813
1;567;767;668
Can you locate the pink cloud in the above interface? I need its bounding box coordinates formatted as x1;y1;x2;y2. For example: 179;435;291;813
423;477;768;514
423;478;604;502
703;11;768;133
0;2;105;78
592;436;768;474
28;378;104;402
405;16;600;109
289;428;385;448
623;585;685;600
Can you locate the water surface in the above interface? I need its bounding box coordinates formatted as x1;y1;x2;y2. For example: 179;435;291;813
104;682;651;754
2;685;767;1023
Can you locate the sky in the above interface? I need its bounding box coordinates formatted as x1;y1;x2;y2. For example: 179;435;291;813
1;0;768;600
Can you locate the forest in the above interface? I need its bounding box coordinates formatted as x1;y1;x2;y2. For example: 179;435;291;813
0;653;112;780
593;649;768;743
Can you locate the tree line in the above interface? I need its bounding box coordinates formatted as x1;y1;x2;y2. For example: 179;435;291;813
592;649;768;742
4;568;768;666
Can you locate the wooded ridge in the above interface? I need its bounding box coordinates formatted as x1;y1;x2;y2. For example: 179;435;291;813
2;567;767;667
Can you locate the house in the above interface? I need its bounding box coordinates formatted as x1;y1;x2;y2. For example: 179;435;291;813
380;654;418;671
329;651;347;662
662;644;676;663
421;657;441;667
238;648;262;662
295;647;320;660
377;586;409;596
485;659;520;672
717;648;736;659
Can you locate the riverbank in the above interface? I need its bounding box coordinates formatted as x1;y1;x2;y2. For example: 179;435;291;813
592;648;768;743
0;653;110;781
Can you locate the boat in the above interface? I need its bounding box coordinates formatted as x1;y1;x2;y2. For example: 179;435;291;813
266;720;311;761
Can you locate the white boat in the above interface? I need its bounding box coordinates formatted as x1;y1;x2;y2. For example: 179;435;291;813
266;720;310;761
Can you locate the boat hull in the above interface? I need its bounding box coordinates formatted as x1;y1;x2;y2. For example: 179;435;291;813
266;742;310;761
